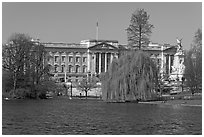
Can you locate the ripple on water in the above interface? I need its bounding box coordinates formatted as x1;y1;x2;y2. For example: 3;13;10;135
2;99;202;135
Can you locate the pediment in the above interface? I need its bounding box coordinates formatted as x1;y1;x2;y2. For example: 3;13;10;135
164;46;177;53
89;42;118;50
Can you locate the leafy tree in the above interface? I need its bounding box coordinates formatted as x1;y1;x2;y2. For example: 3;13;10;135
184;29;202;94
77;76;98;98
101;51;158;102
127;9;154;49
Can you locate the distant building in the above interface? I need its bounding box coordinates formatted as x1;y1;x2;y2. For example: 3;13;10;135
43;39;185;83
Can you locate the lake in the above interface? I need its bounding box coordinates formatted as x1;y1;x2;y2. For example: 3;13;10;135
2;97;202;135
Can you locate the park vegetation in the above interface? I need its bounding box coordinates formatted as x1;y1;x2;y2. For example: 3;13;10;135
76;76;99;98
184;29;202;94
101;9;157;102
127;9;154;49
101;51;159;102
2;33;60;99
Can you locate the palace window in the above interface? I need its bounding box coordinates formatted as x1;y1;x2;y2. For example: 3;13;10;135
76;57;80;63
61;56;65;62
54;56;59;62
76;65;80;73
61;65;65;72
68;65;73;73
82;65;87;73
82;57;87;62
54;65;58;72
69;56;73;62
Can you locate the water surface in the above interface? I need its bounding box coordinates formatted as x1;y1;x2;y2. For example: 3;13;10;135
2;97;202;135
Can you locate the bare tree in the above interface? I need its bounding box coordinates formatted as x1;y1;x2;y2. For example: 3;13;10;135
29;40;50;85
77;76;97;98
2;33;33;91
184;29;202;94
2;33;51;98
127;9;154;49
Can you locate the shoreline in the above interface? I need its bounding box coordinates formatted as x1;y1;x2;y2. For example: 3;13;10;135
138;100;202;107
3;96;202;108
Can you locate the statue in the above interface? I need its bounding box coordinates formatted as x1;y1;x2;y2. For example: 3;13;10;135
179;63;185;74
176;38;182;51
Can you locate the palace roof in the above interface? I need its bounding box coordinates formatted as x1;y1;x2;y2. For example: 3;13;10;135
43;41;177;52
81;39;118;43
43;42;87;49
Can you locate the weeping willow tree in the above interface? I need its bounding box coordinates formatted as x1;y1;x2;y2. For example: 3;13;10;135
101;50;159;102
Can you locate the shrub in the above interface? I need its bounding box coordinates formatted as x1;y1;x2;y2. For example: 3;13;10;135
10;88;30;99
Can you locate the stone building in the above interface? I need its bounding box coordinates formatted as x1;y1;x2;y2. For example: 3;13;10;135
43;39;185;83
44;39;119;83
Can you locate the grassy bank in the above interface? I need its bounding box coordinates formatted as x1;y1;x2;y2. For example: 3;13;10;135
139;93;202;107
164;99;201;106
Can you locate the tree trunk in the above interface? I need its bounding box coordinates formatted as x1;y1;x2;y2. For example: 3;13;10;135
13;72;17;95
139;26;142;50
85;91;88;99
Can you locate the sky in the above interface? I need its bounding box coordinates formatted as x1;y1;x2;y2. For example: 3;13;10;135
2;2;202;49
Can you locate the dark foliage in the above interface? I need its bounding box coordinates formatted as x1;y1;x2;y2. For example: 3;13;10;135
184;29;202;94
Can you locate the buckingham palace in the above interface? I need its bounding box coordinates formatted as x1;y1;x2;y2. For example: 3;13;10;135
43;39;185;84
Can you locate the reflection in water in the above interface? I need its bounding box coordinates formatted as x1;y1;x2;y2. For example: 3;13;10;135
2;98;202;135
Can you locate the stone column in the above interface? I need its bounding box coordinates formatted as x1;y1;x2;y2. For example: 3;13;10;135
92;53;96;74
161;45;164;79
169;55;171;74
163;54;166;74
90;52;92;73
50;52;54;73
94;53;97;74
65;52;68;82
80;52;83;73
105;52;107;72
110;53;113;63
73;52;76;73
59;52;62;72
52;52;54;66
99;52;101;74
87;50;91;72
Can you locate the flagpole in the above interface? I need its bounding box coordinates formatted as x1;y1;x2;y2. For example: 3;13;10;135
96;21;98;41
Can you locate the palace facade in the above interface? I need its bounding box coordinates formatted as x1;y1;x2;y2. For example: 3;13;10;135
43;39;185;84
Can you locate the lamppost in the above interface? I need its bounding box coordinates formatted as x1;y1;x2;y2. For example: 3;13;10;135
64;69;67;83
70;80;72;97
161;45;164;81
68;79;72;98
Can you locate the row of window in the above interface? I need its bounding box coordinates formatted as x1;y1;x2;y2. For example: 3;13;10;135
54;65;87;73
52;56;87;63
